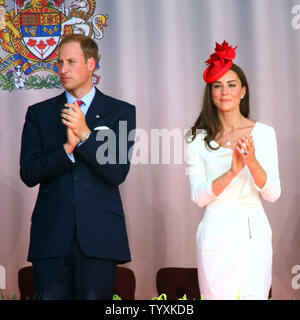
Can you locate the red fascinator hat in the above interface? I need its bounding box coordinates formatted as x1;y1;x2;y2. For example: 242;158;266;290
203;41;238;84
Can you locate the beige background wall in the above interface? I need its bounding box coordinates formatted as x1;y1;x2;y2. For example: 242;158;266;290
0;0;299;299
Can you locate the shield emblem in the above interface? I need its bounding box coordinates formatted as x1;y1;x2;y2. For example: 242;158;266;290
20;9;61;60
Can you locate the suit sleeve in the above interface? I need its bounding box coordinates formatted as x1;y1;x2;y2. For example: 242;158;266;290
20;106;74;188
186;136;218;208
75;105;136;186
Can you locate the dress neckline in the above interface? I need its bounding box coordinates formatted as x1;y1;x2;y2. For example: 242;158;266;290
212;121;259;151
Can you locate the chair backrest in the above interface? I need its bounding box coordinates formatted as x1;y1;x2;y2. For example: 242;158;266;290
156;267;200;300
114;266;136;300
18;265;136;300
18;266;35;300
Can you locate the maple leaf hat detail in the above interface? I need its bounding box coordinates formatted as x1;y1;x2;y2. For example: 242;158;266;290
203;41;238;84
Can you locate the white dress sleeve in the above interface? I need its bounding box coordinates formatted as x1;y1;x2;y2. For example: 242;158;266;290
254;125;281;202
186;135;218;208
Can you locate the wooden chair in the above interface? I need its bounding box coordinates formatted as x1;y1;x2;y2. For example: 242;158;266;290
18;265;136;300
156;267;200;300
156;267;272;300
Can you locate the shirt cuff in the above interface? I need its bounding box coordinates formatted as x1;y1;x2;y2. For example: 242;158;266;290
78;133;91;147
66;151;75;163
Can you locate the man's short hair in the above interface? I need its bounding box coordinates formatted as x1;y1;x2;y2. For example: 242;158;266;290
58;34;99;64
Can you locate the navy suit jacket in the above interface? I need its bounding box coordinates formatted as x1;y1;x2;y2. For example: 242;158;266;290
20;88;136;263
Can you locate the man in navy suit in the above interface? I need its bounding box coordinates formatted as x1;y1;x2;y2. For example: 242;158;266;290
20;34;136;300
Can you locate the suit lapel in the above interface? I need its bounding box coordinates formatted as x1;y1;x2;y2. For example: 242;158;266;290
53;92;68;142
85;88;110;130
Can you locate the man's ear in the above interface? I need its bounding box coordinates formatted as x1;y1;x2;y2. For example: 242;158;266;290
87;57;96;72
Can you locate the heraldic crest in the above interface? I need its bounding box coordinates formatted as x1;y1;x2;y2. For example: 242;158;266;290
0;0;108;91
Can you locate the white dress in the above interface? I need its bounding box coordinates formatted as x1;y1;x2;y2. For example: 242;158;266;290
186;122;281;300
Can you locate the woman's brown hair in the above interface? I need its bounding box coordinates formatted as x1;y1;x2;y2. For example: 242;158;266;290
186;64;250;150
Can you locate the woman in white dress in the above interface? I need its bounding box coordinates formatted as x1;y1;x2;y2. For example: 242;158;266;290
186;41;281;300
